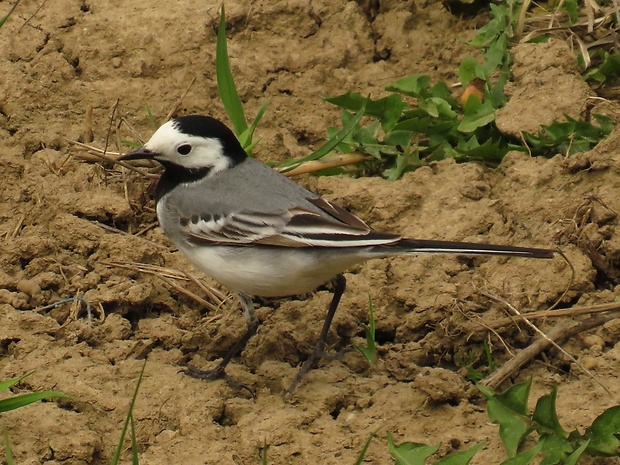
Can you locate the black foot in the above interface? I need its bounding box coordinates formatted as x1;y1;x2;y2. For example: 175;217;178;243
285;274;348;396
284;347;351;395
285;354;319;396
182;364;255;397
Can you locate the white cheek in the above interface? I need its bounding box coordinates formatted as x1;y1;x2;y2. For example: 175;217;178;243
179;139;230;174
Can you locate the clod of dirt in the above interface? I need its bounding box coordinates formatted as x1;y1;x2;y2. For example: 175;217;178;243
496;40;595;137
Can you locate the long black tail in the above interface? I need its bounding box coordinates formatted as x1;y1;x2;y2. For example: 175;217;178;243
374;238;556;259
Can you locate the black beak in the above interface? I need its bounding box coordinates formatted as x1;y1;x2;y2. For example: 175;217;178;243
118;147;156;161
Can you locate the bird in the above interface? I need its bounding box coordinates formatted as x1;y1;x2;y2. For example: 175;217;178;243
119;115;557;394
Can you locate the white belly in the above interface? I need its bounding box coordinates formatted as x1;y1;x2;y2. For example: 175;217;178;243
156;199;375;297
178;244;367;297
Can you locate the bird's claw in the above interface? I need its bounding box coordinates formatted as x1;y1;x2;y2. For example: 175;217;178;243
182;364;255;397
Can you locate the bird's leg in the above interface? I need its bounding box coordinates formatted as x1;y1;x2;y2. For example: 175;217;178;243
285;273;347;395
183;292;258;395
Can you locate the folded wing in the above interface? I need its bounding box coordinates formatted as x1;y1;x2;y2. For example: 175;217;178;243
182;196;401;248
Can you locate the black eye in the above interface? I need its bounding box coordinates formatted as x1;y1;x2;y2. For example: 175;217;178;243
177;144;192;155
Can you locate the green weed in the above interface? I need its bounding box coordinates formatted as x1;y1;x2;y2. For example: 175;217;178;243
479;380;620;463
349;381;620;464
388;433;486;465
455;339;497;382
216;4;268;156
215;4;364;166
321;0;612;180
353;433;377;465
110;361;146;465
581;50;620;84
2;427;13;465
354;296;377;363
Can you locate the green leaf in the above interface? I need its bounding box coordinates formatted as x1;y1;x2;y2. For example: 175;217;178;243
434;440;487;465
454;136;507;163
353;120;381;147
532;387;567;438
500;440;545;465
562;0;579;24
430;81;458;106
387;433;440;465
483;338;496;372
0;372;70;413
564;439;590;465
385;149;421;181
0;391;70;413
585;405;620;456
538;434;574;465
380;93;407;132
593;114;615;134
596;53;620;81
459;57;485;86
324;92;406;132
483;34;509;74
479;381;534;457
419;97;458;119
383;130;414;147
260;441;270;465
458;98;496;133
469;4;509;47
386;74;432;98
488;72;508;107
494;381;532;416
395;115;457;135
522;115;612;157
216;4;248;138
324;92;368;112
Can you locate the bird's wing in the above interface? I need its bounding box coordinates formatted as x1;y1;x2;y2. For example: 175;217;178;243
181;196;401;248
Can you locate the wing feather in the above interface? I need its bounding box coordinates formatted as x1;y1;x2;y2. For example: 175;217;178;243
181;196;401;248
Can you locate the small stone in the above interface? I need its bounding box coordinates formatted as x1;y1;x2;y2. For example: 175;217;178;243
582;334;604;348
580;356;599;370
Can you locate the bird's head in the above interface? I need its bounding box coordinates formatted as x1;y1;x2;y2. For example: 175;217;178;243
120;115;247;174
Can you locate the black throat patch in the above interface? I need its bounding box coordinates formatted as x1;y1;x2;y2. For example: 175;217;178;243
155;162;212;203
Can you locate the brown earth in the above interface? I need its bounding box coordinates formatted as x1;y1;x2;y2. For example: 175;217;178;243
1;0;620;464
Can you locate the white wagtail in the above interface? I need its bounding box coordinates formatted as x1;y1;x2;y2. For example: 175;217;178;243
120;115;556;394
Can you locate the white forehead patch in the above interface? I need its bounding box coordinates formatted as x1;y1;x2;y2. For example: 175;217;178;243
144;120;231;173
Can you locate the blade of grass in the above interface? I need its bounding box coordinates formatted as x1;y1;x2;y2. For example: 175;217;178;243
130;412;139;465
216;4;247;138
0;0;20;28
146;105;157;129
260;441;269;465
354;296;377;363
3;427;14;465
353;433;377;465
0;372;70;413
0;391;71;413
0;372;33;393
110;360;147;465
278;100;367;172
238;99;269;155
